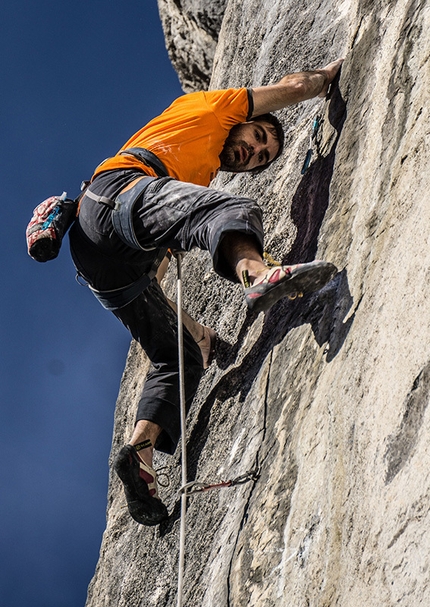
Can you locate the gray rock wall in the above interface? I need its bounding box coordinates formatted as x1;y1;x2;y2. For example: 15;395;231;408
86;0;430;605
157;0;227;91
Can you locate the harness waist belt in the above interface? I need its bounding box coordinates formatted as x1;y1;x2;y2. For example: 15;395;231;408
83;170;167;309
119;147;169;178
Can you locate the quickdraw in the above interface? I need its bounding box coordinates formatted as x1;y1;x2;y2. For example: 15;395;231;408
179;468;260;495
301;114;323;174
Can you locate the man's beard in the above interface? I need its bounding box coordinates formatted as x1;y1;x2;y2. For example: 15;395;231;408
219;136;253;172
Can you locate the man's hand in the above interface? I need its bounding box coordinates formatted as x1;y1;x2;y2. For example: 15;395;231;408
317;58;344;97
251;58;344;117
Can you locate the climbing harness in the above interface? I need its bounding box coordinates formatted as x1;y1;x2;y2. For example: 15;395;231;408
301;114;322;174
76;176;168;310
85;176;158;250
174;254;259;607
119;147;169;178
84;251;167;311
111;177;157;250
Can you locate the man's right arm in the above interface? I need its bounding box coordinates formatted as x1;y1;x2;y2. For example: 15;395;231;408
250;58;344;117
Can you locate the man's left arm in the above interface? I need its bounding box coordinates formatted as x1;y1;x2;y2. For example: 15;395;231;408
250;58;344;117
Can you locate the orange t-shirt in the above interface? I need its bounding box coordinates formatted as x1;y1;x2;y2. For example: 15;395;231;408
93;88;252;187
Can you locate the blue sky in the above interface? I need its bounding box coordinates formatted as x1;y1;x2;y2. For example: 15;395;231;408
0;2;182;605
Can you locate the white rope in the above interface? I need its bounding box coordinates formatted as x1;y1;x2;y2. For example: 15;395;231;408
174;253;259;605
176;253;187;607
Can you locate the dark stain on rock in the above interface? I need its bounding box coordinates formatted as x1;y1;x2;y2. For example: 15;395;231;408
385;361;430;484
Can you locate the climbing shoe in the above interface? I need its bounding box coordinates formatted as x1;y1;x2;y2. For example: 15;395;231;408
114;443;168;526
244;260;338;313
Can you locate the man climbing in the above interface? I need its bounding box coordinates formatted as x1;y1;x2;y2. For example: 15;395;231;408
68;58;343;526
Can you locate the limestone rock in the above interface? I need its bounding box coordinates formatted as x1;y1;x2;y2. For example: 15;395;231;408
156;0;227;91
86;1;430;605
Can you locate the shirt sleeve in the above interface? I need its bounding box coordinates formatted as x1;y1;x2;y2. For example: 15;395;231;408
246;88;254;120
202;88;252;131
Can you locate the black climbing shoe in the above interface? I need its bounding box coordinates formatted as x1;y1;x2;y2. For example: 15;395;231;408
114;444;168;526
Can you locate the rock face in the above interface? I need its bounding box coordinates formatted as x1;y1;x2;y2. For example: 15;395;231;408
86;1;430;605
157;0;228;91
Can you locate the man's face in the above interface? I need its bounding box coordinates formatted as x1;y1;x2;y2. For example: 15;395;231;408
219;120;280;173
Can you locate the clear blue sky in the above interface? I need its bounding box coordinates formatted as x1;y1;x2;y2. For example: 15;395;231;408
0;2;182;605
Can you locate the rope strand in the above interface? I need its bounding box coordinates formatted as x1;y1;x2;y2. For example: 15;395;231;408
176;253;187;607
175;253;259;606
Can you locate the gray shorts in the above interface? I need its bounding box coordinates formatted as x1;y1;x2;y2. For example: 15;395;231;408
69;169;264;294
68;169;264;453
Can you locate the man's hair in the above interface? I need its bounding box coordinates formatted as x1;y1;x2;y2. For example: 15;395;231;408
251;113;285;173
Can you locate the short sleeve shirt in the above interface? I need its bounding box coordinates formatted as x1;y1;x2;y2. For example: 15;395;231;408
93;88;253;187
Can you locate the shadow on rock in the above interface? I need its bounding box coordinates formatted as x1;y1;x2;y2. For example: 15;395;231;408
181;267;353;496
285;82;347;265
302;269;355;362
160;267;354;532
214;314;260;371
159;499;181;536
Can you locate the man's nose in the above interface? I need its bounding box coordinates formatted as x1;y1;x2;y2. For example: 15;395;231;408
253;140;266;154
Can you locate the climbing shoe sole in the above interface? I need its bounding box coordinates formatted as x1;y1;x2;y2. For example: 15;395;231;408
114;445;168;526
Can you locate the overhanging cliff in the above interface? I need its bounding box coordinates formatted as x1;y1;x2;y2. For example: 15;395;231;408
86;1;430;605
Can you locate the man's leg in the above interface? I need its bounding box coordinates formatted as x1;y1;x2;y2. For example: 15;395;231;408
112;279;204;525
131;177;266;282
131;177;337;308
218;232;269;284
220;232;337;313
113;279;204;456
128;420;162;468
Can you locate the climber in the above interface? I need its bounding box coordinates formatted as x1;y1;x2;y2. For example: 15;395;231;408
68;57;343;526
